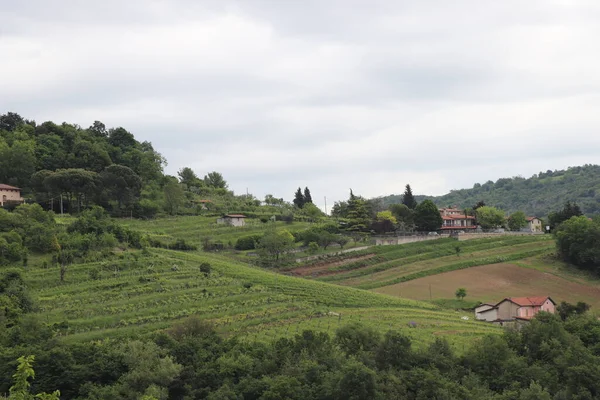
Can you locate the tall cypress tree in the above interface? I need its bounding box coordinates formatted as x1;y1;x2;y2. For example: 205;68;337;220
402;184;417;209
293;187;305;208
303;187;313;204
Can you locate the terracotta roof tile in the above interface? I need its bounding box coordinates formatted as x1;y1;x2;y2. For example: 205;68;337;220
0;184;21;190
504;296;554;307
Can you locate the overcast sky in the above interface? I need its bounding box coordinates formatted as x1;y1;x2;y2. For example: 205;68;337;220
2;0;600;208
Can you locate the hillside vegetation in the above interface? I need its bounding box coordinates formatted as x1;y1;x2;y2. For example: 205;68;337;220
378;164;600;216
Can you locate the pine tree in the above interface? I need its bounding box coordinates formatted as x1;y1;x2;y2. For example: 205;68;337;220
303;187;313;204
293;187;305;208
402;184;417;209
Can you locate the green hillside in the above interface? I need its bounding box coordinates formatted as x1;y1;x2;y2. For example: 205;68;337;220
24;247;499;349
378;164;600;216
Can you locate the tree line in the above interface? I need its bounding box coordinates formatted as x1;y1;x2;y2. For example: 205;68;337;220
1;311;600;399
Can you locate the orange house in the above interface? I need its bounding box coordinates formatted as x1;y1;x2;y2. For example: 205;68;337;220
0;184;24;207
439;207;477;232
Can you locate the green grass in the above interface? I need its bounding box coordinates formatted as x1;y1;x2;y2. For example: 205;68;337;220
117;216;312;249
315;236;552;284
22;247;500;350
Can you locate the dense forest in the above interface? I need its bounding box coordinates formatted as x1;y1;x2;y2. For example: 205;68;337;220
377;165;600;217
2;312;600;399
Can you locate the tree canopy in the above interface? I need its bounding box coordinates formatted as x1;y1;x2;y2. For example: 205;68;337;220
414;200;442;232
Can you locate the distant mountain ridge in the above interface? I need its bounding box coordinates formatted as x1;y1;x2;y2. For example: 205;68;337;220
377;164;600;217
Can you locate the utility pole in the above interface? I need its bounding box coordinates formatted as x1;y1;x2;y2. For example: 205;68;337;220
324;196;327;215
60;194;64;217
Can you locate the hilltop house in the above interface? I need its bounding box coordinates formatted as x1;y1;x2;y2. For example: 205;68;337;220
439;207;477;232
475;296;556;323
0;184;24;207
217;214;246;227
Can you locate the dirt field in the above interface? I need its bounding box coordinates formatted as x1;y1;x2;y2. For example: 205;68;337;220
374;263;600;308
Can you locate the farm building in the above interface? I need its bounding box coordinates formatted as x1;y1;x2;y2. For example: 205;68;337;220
217;214;246;227
475;296;556;323
525;217;543;232
0;184;24;207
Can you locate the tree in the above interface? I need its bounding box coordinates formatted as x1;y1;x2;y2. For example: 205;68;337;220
473;200;486;211
303;187;313;204
475;206;506;230
413;200;443;232
163;180;186;215
257;227;295;267
203;171;228;189
346;192;371;232
0;112;24;131
507;211;528;231
177;167;202;188
101;165;142;211
8;355;60;400
557;301;591;321
554;216;600;270
455;288;467;300
402;184;418;209
293;187;305;209
371;211;397;234
548;201;583;230
300;203;324;222
389;204;414;230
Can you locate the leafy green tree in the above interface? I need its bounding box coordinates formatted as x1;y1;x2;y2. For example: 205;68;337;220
554;216;600;270
108;127;137;150
203;171;228;189
257;227;295;267
163;180;186;215
335;323;381;356
293;187;305;209
43;169;101;213
475;206;506;230
177;167;203;188
388;204;414;230
0;112;24;131
8;355;60;400
548;201;583;230
413;200;442;232
455;288;467;300
101;165;142;211
299;203;324;222
303;187;313;204
402;184;417;209
508;211;528;231
331;201;348;218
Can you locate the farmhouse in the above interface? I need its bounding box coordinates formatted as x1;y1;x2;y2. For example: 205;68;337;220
217;214;246;227
476;296;556;323
526;217;542;232
0;184;24;207
439;207;477;232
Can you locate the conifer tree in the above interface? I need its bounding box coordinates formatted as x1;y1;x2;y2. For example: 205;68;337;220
293;187;305;208
402;184;418;209
303;187;313;204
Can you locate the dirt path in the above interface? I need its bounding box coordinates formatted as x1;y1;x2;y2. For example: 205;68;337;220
288;253;376;277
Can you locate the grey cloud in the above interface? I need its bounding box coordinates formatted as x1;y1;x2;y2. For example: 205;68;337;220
2;0;600;204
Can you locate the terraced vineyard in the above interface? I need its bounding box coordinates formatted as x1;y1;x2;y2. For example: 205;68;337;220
117;215;312;249
289;235;554;290
25;247;500;350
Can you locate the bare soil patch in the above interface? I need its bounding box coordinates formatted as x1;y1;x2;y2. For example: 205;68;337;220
374;263;600;308
288;254;376;277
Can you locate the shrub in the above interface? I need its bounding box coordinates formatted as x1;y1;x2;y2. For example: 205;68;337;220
235;234;262;251
199;262;212;275
308;242;319;254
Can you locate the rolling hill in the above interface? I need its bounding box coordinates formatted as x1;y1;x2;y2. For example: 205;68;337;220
377;164;600;217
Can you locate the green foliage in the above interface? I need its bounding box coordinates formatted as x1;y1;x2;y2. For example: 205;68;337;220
548;201;583;230
556;301;590;321
402;184;417;209
163;180;186;215
303;187;313;204
555;216;600;271
413;200;442;232
307;242;319;254
8;355;60;400
203;171;228;189
293;187;305;209
378;165;600;216
388;203;414;230
234;234;262;251
257;227;295;267
455;288;467;300
507;210;528;231
475;206;506;230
